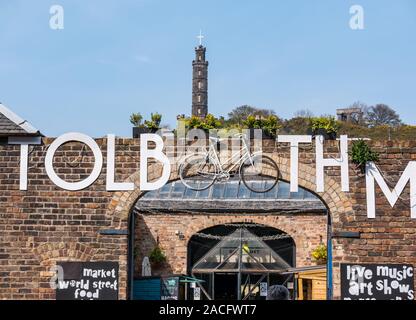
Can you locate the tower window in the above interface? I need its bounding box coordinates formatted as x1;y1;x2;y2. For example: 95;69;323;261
198;55;202;61
198;70;202;76
198;82;203;89
198;95;201;103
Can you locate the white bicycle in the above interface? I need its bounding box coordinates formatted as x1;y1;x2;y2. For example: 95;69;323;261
179;133;280;193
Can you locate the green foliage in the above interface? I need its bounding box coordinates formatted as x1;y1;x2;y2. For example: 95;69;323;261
130;102;415;140
130;113;143;127
243;115;257;128
186;116;203;129
310;116;339;134
242;115;282;137
262;115;282;137
130;112;162;130
144;112;162;130
151;112;162;126
311;244;327;264
149;246;166;265
282;117;311;135
185;114;222;130
203;114;222;129
227;105;275;125
351;140;379;172
365;104;402;127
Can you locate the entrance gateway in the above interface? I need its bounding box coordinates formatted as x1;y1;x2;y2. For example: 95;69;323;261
189;226;294;300
132;179;328;300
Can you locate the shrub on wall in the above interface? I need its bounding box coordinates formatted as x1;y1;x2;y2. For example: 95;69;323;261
310;116;339;139
351;140;379;173
149;245;166;267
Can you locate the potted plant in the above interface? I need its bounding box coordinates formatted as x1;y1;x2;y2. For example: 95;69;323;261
144;112;162;132
243;114;281;139
310;116;339;140
351;140;379;174
131;112;162;138
185;114;221;139
131;112;148;138
262;114;282;139
311;244;327;265
149;245;166;269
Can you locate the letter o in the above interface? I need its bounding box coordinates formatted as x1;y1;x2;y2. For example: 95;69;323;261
45;133;103;190
391;280;399;289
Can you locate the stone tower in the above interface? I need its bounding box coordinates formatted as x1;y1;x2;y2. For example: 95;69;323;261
192;44;208;118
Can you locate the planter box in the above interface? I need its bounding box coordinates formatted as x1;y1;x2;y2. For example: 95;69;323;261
308;128;337;140
132;127;158;138
246;128;275;140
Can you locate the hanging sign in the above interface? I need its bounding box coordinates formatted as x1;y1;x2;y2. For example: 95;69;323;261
341;263;414;300
161;276;180;300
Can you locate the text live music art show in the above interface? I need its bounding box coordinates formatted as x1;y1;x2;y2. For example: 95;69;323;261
1;0;416;314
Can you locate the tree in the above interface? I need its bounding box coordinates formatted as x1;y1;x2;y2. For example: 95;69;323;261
365;104;402;127
227;105;275;125
293;109;314;118
346;101;367;125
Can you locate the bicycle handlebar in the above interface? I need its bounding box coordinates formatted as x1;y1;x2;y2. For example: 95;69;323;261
209;133;247;141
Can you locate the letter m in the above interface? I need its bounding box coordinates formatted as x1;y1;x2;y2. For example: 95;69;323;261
366;161;416;219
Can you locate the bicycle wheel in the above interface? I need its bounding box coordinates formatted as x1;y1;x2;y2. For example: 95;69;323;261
240;154;279;193
179;153;218;191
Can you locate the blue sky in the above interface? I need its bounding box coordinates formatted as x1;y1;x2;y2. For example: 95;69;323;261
1;0;415;137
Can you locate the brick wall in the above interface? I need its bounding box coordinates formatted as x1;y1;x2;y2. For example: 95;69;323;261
1;137;416;299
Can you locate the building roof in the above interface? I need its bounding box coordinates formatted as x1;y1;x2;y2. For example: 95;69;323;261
0;103;41;137
135;180;327;214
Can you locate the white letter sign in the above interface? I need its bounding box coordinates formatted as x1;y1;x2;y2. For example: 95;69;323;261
106;134;134;191
366;161;416;219
277;135;312;192
316;135;350;193
8;137;42;190
45;133;103;191
140;134;171;191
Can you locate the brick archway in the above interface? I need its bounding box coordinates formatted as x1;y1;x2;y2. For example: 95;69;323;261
107;159;352;227
107;157;353;299
183;216;325;271
34;242;96;300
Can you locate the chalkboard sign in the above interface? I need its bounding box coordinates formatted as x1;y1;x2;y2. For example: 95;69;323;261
161;276;179;300
56;261;119;300
341;263;414;300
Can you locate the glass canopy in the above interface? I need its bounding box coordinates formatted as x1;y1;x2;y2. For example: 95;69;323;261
192;228;291;274
141;180;321;202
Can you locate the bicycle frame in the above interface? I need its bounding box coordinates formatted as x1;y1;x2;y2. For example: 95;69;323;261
206;136;255;176
179;134;277;193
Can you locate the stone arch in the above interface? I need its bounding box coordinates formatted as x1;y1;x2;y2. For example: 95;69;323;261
181;214;327;270
183;216;297;247
107;158;353;227
107;154;354;298
35;242;96;264
186;221;298;270
34;242;96;300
